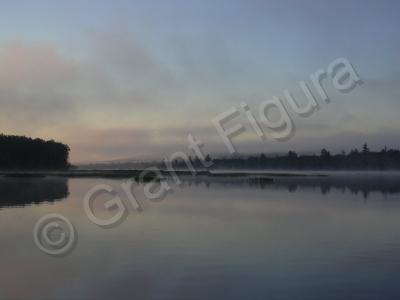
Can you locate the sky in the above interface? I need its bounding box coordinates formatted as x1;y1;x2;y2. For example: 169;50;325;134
0;0;399;163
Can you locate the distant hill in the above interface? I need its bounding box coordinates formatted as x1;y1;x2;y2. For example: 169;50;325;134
77;159;159;170
180;145;400;171
0;134;70;170
77;144;400;171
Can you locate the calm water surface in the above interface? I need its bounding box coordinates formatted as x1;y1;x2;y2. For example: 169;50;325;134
1;175;400;300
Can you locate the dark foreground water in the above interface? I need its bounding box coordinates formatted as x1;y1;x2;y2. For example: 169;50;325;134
1;174;400;300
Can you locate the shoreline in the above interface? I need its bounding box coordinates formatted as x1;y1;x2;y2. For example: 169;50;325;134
0;169;326;179
2;169;400;179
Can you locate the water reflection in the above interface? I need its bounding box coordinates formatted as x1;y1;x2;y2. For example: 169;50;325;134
0;177;69;208
1;174;400;210
180;174;400;199
1;176;400;300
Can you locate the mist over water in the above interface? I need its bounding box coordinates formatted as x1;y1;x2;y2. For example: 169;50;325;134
1;175;400;300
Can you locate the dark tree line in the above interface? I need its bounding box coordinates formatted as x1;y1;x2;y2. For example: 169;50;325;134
0;134;70;170
171;144;400;170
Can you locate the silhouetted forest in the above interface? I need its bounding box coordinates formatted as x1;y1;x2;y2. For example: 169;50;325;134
0;134;70;170
171;144;400;170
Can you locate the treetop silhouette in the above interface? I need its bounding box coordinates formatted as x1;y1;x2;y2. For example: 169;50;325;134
0;134;70;170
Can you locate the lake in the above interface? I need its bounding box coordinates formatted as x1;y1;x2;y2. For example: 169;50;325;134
1;174;400;300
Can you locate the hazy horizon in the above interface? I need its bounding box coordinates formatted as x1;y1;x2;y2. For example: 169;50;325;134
3;2;400;299
1;0;400;163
